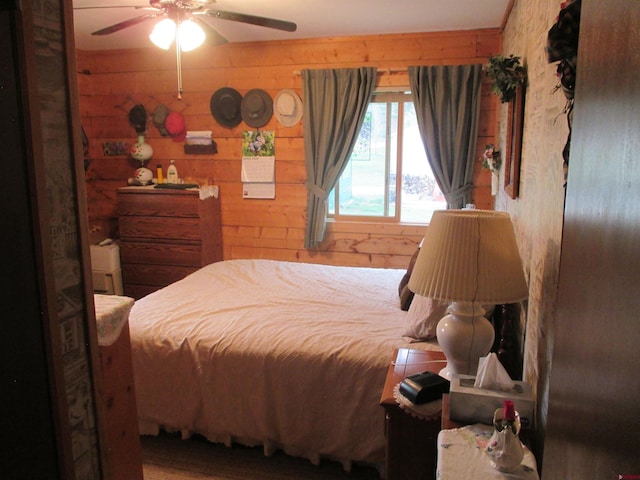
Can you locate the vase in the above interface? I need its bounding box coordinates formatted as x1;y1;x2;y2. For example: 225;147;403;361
130;135;153;163
491;171;499;196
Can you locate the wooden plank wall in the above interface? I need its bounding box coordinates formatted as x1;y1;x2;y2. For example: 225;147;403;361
77;29;500;269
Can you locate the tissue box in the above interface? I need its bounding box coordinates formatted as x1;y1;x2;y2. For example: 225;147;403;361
449;374;534;426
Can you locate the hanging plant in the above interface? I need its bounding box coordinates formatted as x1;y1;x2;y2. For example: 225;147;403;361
484;55;527;103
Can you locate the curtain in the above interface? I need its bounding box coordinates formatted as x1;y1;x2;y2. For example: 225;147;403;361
302;67;377;249
408;64;483;209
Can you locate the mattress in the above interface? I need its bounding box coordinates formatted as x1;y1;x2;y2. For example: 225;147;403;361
128;258;440;469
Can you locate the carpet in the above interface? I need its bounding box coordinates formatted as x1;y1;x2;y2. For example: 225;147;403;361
141;433;381;480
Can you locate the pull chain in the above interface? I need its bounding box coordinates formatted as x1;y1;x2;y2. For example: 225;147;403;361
176;30;183;100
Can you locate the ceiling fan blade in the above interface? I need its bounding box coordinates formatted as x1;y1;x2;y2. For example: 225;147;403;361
193;18;229;46
202;9;297;32
91;13;161;35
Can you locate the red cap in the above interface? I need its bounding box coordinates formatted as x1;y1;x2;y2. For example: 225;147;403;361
503;400;516;421
165;111;186;142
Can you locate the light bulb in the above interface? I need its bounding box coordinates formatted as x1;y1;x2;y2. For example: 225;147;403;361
178;19;205;52
149;18;176;50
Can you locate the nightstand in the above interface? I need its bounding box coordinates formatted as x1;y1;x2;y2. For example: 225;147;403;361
437;394;539;480
380;348;447;480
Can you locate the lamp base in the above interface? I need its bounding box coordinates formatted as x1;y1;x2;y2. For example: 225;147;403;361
436;302;495;380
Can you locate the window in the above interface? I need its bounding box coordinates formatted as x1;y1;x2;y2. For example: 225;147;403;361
328;91;445;223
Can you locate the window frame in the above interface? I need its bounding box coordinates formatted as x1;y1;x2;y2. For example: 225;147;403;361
326;86;446;225
329;90;416;224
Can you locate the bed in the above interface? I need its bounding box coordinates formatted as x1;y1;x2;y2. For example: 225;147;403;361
128;258;444;470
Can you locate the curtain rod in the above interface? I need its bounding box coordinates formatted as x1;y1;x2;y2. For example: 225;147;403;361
293;67;407;76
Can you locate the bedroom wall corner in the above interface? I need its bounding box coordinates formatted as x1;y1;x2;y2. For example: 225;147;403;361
494;0;570;461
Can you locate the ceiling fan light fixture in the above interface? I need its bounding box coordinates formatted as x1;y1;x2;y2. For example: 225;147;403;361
177;19;205;51
149;18;176;50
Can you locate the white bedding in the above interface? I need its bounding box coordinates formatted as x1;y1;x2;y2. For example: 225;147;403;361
129;258;439;469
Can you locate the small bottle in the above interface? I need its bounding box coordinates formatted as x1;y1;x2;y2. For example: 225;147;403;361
166;160;178;184
496;400;520;434
487;399;524;472
156;164;164;184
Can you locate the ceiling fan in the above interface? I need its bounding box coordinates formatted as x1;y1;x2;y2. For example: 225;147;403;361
74;0;297;98
76;0;297;46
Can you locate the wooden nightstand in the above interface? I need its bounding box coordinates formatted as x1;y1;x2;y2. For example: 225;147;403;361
380;348;447;480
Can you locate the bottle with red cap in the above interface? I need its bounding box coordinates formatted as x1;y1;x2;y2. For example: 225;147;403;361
486;399;524;472
495;399;521;435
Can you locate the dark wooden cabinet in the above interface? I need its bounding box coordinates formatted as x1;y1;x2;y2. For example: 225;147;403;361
380;348;447;480
117;187;222;298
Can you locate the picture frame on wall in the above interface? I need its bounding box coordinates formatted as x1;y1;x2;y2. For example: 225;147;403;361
505;84;525;199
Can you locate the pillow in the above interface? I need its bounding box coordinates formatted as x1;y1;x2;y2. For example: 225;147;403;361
402;295;449;341
398;248;420;311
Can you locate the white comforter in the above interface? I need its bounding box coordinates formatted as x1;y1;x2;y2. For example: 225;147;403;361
129;259;439;469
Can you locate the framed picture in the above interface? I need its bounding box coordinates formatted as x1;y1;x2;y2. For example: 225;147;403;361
504;84;525;199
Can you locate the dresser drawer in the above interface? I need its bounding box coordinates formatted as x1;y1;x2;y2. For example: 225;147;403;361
120;242;203;266
119;216;203;242
118;190;199;217
122;264;197;288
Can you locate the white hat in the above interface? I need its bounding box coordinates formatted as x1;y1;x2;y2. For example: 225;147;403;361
273;89;303;127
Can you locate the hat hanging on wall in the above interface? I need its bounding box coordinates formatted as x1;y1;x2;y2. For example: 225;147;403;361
273;89;303;127
165;111;187;142
241;89;273;128
152;104;170;136
128;104;147;134
210;87;243;128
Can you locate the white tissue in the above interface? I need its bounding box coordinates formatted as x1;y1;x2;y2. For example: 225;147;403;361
474;353;515;391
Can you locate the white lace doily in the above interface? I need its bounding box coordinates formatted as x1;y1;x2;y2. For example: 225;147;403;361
393;383;442;420
199;185;219;200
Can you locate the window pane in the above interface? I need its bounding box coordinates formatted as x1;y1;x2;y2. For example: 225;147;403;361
338;103;391;216
400;102;446;222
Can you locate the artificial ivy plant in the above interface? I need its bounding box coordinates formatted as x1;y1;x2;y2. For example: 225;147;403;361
484;55;527;103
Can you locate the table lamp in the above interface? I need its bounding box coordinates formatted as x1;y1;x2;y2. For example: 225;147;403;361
408;210;528;379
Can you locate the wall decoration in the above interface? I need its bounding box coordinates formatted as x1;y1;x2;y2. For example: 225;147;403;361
504;84;525;199
103;141;129;156
546;0;581;183
241;130;276;199
483;54;527;199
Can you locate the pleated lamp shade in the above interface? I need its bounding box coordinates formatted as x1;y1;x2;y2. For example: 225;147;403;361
408;210;528;305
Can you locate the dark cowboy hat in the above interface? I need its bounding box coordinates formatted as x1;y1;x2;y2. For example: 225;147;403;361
210;87;243;128
241;88;273;128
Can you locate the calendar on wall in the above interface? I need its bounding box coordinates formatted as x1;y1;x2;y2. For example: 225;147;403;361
241;130;275;199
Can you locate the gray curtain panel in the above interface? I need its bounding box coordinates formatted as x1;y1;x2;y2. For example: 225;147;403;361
408;64;483;209
302;67;377;249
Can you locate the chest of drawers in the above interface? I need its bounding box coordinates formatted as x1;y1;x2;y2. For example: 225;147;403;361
117;187;222;298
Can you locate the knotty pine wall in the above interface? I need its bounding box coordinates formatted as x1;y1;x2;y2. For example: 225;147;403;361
77;29;500;269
